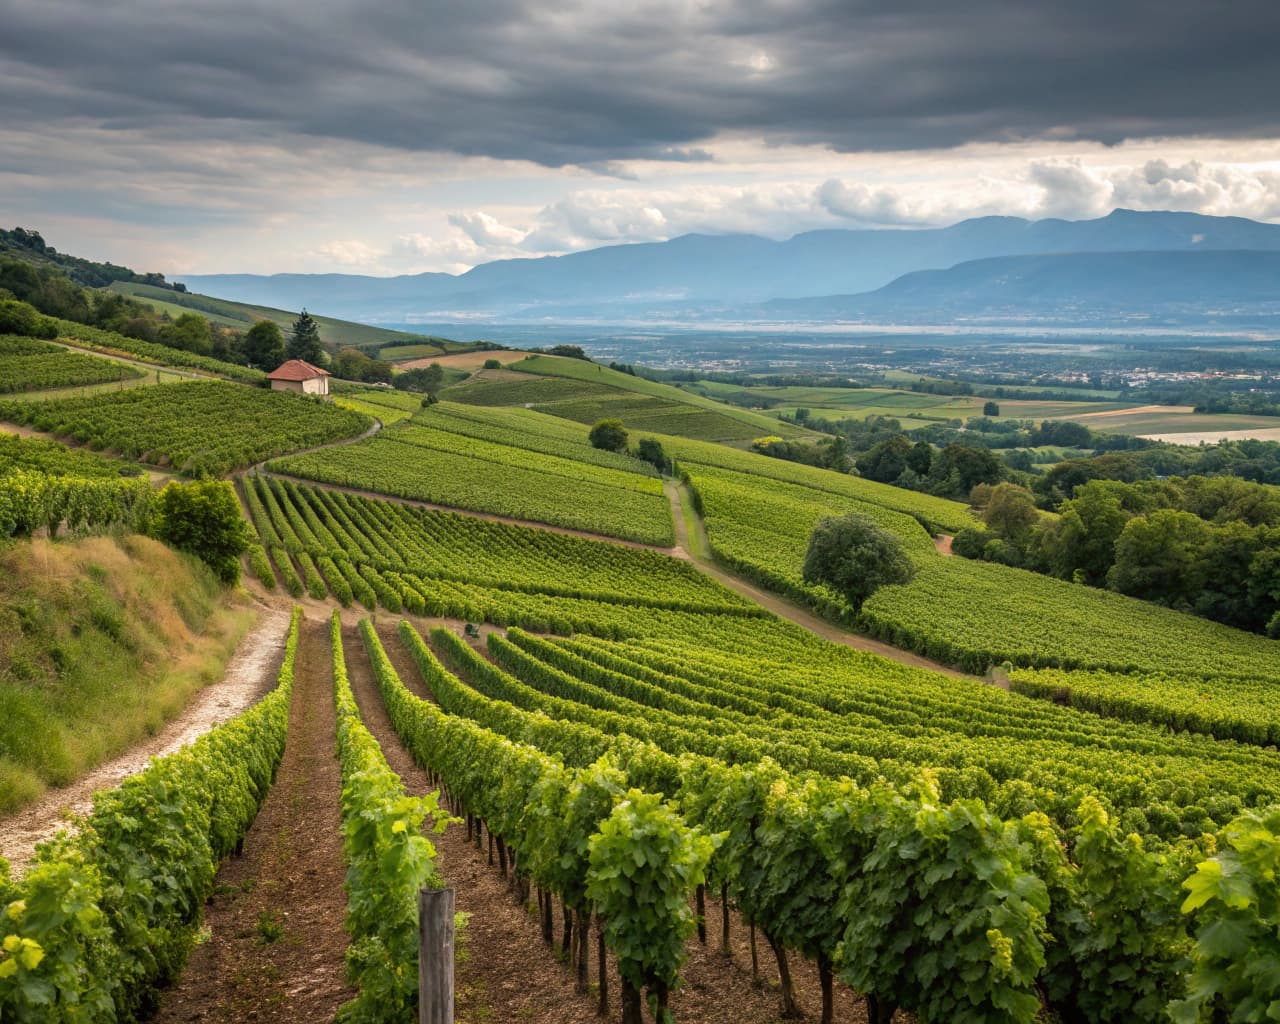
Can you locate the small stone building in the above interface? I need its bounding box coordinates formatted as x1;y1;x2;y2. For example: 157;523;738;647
267;359;330;396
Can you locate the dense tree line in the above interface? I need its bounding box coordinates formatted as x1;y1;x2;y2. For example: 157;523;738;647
1;254;250;363
331;345;393;383
1132;378;1280;417
754;408;1280;633
956;477;1280;636
393;363;445;394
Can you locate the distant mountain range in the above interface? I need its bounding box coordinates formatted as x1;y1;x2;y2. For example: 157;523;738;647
760;250;1280;325
179;210;1280;328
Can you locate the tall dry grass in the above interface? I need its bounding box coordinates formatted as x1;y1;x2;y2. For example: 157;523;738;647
0;533;254;813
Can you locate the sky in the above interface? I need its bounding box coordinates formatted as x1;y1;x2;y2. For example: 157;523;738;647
4;0;1280;277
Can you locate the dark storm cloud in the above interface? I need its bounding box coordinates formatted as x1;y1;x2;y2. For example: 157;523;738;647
3;0;1279;166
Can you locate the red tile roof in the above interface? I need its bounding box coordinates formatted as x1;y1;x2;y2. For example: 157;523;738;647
267;359;330;381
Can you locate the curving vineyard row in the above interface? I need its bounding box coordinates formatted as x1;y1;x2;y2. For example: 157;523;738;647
463;622;1280;843
859;554;1280;679
245;477;727;610
380;614;1270;1023
0;336;143;393
268;428;674;545
0;607;301;1021
1008;664;1280;746
0;381;371;476
360;618;712;1020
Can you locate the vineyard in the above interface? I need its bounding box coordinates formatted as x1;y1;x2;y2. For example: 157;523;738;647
0;341;1277;1023
1007;664;1280;745
412;401;662;477
51;319;268;385
679;456;1280;682
268;422;676;545
662;433;973;533
372;615;1248;1023
0;336;143;393
446;356;809;443
0;381;371;476
0;434;152;539
242;475;749;614
859;554;1280;679
335;387;424;425
0;433;142;478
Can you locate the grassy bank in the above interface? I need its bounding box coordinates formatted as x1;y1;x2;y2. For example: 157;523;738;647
0;533;255;813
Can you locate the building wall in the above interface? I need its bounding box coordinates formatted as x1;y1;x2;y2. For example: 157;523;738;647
270;377;329;396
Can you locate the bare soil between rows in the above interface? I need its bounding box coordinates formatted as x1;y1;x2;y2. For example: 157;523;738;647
364;622;879;1024
152;616;352;1023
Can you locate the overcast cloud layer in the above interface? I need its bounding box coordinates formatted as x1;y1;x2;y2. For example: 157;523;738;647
3;0;1280;274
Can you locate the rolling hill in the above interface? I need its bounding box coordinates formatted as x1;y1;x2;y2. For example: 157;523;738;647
108;281;462;355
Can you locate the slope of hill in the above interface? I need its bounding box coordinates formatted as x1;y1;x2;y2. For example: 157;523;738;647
444;354;813;443
108;281;461;354
1;226;180;291
0;533;252;812
177;209;1280;321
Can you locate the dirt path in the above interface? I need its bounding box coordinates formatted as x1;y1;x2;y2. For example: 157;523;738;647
261;471;678;553
0;607;290;874
665;482;978;682
50;338;211;381
153;615;353;1023
244;417;383;477
933;533;953;556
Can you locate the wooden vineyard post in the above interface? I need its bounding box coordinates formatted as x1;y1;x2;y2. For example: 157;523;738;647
419;887;455;1024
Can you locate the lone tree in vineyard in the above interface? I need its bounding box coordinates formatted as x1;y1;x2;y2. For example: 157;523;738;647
802;512;914;609
589;418;628;453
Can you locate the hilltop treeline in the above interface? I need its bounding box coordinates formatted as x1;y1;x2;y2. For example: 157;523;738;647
0;227;186;292
0;243;261;363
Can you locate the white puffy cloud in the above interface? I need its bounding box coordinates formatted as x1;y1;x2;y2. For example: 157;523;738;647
447;211;528;248
1021;157;1280;222
10;115;1280;276
313;239;383;268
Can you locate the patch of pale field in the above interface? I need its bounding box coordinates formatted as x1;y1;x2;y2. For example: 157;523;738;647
1065;404;1196;420
396;349;527;371
1048;404;1280;437
1142;426;1280;444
